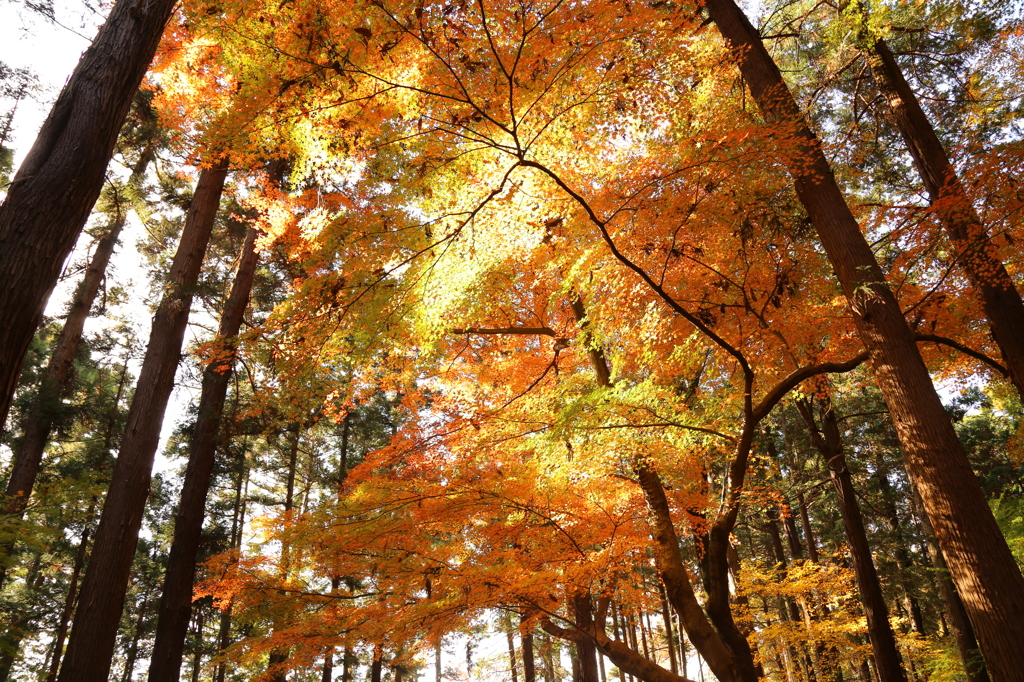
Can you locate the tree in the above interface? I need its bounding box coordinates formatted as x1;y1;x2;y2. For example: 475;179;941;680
0;0;178;432
57;158;229;682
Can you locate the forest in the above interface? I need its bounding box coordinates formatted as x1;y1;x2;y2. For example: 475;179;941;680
0;0;1023;680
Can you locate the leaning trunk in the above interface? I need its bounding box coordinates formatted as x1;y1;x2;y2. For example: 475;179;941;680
702;2;1024;676
0;0;177;430
147;223;259;682
797;399;905;682
863;37;1024;399
0;144;154;584
56;160;228;682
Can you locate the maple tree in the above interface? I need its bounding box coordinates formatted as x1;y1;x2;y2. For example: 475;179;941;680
1;0;1023;680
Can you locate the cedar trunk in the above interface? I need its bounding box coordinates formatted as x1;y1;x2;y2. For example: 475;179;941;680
56;161;228;682
797;400;906;682
1;146;154;584
0;0;176;431
147;224;259;682
703;2;1024;677
864;38;1024;399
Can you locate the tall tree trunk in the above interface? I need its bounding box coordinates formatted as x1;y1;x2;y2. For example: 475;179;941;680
861;36;1024;399
702;3;1024;676
659;582;679;676
0;144;154;586
796;492;819;564
46;520;93;682
574;596;600;682
57;159;229;682
522;616;536;682
796;399;905;682
119;594;150;682
147;223;259;682
189;608;205;682
370;647;383;682
0;0;178;431
909;491;989;682
508;623;520;682
342;646;354;682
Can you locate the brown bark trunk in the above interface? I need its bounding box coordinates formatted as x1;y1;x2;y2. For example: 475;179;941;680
508;625;520;682
2;143;154;521
863;37;1024;399
636;463;757;682
703;3;1024;677
910;491;989;682
342;646;354;682
0;0;177;431
189;608;205;682
147;223;259;682
370;648;383;682
659;582;679;675
796;493;819;564
796;399;905;682
119;594;150;682
570;295;755;682
56;160;228;682
522;617;536;682
0;145;155;587
46;521;92;682
574;595;601;682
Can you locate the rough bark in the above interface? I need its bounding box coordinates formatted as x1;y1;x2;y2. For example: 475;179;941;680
863;37;1024;399
574;595;601;682
45;522;92;682
522;616;537;682
0;0;177;431
910;491;989;682
0;145;154;585
703;2;1024;676
147;223;259;682
56;160;228;682
796;399;906;682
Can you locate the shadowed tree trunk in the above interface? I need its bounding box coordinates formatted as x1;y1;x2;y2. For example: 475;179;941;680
46;515;93;682
147;223;260;682
522;616;536;682
796;398;905;682
909;491;989;682
0;0;178;431
861;35;1024;399
56;159;229;682
0;141;155;587
702;2;1024;676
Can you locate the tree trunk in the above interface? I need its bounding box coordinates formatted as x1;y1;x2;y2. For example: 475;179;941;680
508;624;520;682
0;0;177;431
46;521;92;682
119;594;150;682
0;144;154;586
574;595;600;682
189;608;205;682
862;36;1024;399
56;160;228;682
147;223;259;682
703;3;1024;676
370;648;383;682
522;616;536;682
796;399;905;682
909;491;989;682
1;142;154;515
